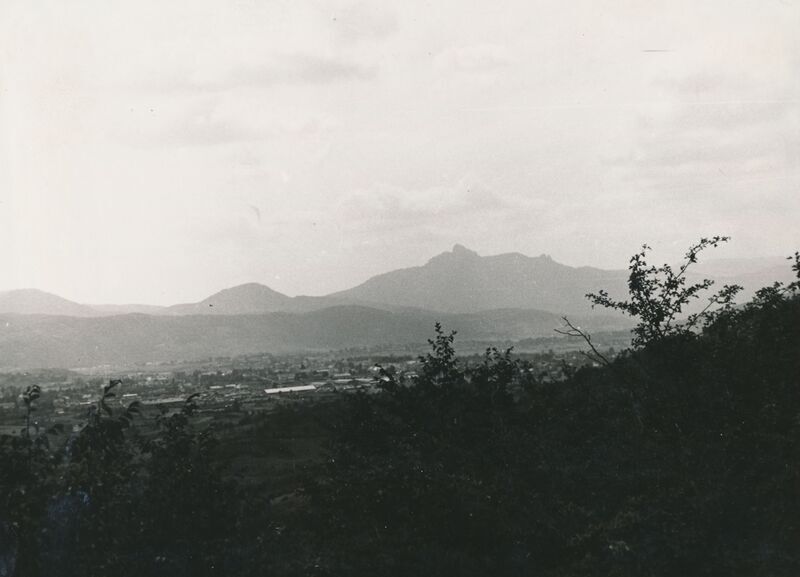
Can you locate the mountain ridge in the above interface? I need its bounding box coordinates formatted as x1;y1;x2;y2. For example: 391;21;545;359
328;244;629;315
1;246;792;318
0;289;100;317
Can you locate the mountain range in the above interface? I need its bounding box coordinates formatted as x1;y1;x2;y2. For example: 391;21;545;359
0;245;793;368
3;245;624;316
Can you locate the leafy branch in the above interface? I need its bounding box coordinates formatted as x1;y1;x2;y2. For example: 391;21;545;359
586;236;742;348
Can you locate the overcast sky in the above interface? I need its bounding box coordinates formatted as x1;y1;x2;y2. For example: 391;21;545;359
1;0;798;305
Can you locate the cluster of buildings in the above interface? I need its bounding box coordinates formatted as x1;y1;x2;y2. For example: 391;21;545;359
0;348;601;430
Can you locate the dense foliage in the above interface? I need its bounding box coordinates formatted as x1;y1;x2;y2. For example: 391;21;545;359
0;383;245;577
1;240;798;576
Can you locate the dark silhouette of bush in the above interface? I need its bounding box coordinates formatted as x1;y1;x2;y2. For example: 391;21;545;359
0;382;250;577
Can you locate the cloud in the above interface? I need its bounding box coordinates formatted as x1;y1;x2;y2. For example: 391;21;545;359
653;70;798;131
331;2;398;43
677;101;795;133
336;180;516;235
604;83;799;181
231;54;376;86
121;95;343;149
159;114;260;147
434;44;514;74
635;113;794;173
149;54;376;94
661;72;756;99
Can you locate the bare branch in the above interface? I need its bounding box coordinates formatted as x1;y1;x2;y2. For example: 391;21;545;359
555;317;612;367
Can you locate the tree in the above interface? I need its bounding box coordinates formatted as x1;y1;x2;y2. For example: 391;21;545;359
586;236;742;348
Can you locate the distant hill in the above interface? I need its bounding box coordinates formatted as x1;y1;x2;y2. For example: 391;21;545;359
162;283;435;316
0;307;627;369
164;283;296;315
0;289;98;317
691;257;797;302
91;304;167;315
329;244;630;315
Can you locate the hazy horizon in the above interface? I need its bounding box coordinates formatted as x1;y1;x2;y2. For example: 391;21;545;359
2;0;798;305
0;245;793;308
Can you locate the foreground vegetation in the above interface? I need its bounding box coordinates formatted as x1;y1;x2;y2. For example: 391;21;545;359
1;239;799;576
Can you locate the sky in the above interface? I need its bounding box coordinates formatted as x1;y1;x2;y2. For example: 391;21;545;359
1;0;798;305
